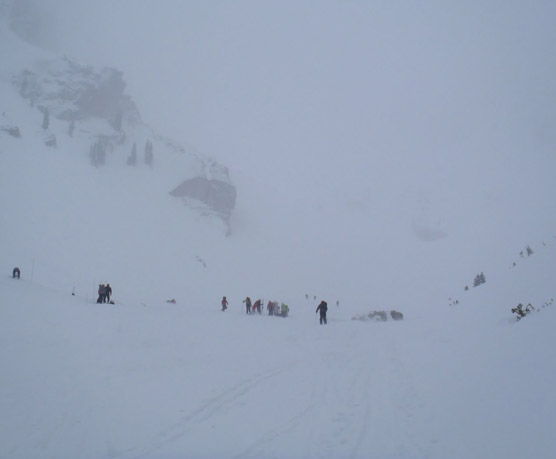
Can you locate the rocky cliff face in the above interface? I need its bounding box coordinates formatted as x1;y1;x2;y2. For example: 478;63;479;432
16;58;140;124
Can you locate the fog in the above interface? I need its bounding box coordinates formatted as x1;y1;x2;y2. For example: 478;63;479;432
30;4;551;155
9;0;556;302
4;5;556;456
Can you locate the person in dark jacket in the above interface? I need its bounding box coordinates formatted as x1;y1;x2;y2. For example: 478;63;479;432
12;267;20;279
221;296;228;311
243;297;252;314
253;299;262;314
316;300;328;325
97;284;104;303
101;284;108;303
105;283;112;303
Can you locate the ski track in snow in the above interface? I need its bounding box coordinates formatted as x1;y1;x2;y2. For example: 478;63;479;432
0;280;447;459
114;318;433;459
127;365;296;459
196;325;434;459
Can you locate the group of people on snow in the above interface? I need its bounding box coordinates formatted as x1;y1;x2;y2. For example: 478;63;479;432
222;296;291;318
241;297;266;315
221;296;327;322
268;300;289;317
97;283;113;304
9;264;327;324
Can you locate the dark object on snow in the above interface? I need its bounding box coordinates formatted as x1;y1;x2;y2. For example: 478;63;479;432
316;301;328;325
253;299;262;314
352;310;403;322
221;296;228;311
279;303;289;318
368;310;388;321
390;310;404;321
12;267;20;279
511;303;534;321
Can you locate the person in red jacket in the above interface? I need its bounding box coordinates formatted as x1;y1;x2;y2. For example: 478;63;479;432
267;301;275;316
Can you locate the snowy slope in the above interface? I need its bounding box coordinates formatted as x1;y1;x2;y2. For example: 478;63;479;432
2;3;556;459
1;243;555;459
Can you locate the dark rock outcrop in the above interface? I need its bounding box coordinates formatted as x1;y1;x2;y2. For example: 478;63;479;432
170;176;237;221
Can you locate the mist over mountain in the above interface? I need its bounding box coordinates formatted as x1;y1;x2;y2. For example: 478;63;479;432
2;2;556;458
2;0;556;312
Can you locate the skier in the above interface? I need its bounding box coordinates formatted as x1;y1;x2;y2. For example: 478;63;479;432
105;283;112;303
253;299;262;314
243;296;252;314
12;267;20;279
280;303;289;318
221;296;228;311
316;300;328;324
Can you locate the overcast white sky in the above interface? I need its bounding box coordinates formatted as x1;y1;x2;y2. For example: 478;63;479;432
32;1;555;160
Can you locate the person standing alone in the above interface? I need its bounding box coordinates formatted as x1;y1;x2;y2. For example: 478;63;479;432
316;300;328;325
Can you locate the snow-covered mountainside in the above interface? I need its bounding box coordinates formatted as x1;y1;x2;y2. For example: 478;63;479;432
2;2;556;458
0;14;236;227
